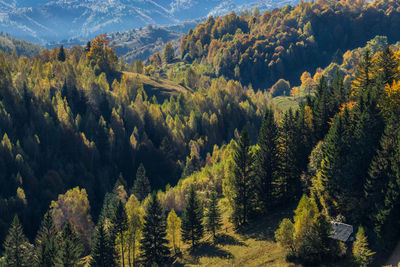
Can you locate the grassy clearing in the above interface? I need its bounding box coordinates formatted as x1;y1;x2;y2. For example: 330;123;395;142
123;71;190;101
271;96;300;114
174;204;297;267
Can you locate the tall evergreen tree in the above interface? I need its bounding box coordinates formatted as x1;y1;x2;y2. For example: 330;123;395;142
140;194;170;265
378;46;399;86
58;45;66;62
205;190;222;241
276;109;301;203
312;76;332;140
181;186;204;248
35;212;58;267
56;222;83;267
112;200;128;267
231;128;255;227
255;107;278;213
90;221;117;267
163;42;175;64
3;215;34;267
133;163;150;201
352;50;373;96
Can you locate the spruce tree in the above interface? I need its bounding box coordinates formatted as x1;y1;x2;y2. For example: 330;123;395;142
56;221;83;267
112;200;128;267
90;221;117;267
378;46;399;86
255;107;278;213
205;190;222;241
231;128;255;227
133;163;150;201
35;212;58;267
352;50;373;96
140;194;170;265
58;45;66;62
3;215;34;267
181;186;204;248
163;42;175;64
353;226;375;267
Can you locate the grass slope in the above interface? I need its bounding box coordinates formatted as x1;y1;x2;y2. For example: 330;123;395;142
123;71;191;101
175;203;297;267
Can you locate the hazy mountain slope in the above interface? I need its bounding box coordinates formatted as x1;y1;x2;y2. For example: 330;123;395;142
0;0;299;44
0;32;42;57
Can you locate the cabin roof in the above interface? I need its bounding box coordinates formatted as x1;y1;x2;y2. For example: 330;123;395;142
330;221;353;242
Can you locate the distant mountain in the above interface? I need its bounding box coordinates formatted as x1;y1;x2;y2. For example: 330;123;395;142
0;0;299;45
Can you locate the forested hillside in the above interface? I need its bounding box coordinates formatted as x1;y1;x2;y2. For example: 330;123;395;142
1;0;400;266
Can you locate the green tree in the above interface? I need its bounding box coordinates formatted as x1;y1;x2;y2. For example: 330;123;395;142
255;107;278;213
352;50;373;96
3;215;34;267
125;194;144;267
181;186;204;248
56;222;83;267
205;190;222;241
140;194;170;265
58;45;66;62
353;226;375;267
90;221;117;267
231;128;255;227
378;46;399;86
35;212;58;267
133;60;144;74
166;209;182;254
133;163;151;201
112;200;128;267
163;42;175;64
274;218;295;252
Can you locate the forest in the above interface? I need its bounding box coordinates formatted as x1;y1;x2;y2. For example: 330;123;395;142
1;0;400;266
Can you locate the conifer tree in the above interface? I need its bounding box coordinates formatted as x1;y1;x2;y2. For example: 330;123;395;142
3;215;34;267
353;226;375;267
112;200;128;267
205;190;222;241
378;46;399;86
163;42;175;64
166;209;182;254
231;128;255;227
140;194;170;265
35;212;58;267
56;221;83;267
58;45;66;62
312;77;331;140
181;186;204;248
352;50;373;96
133;163;150;201
255;107;278;213
90;221;117;267
276;109;301;203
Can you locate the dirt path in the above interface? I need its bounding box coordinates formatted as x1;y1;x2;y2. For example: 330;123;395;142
386;241;400;266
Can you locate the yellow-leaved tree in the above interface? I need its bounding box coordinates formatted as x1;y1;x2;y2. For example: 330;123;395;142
167;209;182;254
125;194;144;267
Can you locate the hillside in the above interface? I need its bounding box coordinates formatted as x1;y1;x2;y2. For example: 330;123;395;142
0;0;299;44
1;1;400;267
0;32;42;57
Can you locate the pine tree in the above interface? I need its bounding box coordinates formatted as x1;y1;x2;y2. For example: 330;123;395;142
133;163;151;201
56;221;83;267
352;50;373;96
181;186;204;248
90;221;117;267
58;45;66;62
112;200;128;267
140;194;170;265
205;190;222;241
378;46;399;86
3;215;34;267
353;226;375;267
35;212;58;267
276;109;301;203
231;128;255;227
255;107;278;213
312;76;332;140
166;209;182;254
163;42;175;64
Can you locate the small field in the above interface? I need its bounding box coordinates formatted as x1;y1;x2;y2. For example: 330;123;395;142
174;205;297;267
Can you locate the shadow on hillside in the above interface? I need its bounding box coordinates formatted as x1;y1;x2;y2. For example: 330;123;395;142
189;241;234;260
237;204;296;241
215;233;246;246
